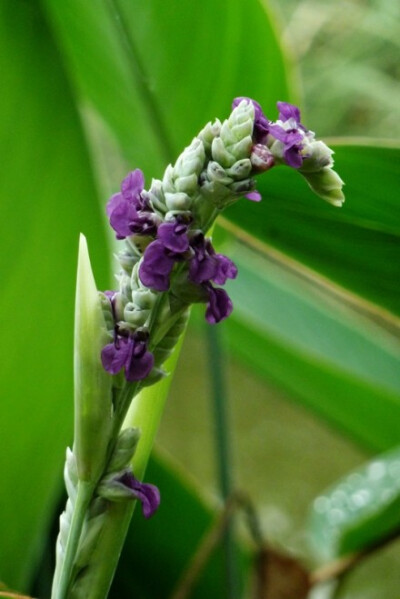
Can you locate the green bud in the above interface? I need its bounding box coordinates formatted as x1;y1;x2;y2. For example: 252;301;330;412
226;158;252;179
106;428;141;473
74;234;112;482
207;161;233;185
132;288;157;310
174;174;198;194
211;137;236;167
165;191;193;211
300;140;334;173
231;135;253;160
175;138;206;177
146;179;167;214
301;168;345;206
197;119;221;154
123;302;150;326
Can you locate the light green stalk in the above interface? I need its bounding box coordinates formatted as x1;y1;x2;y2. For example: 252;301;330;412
67;334;186;599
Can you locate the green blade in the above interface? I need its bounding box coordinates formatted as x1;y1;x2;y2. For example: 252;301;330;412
0;2;110;589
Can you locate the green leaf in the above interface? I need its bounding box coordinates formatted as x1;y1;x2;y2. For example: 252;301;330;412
308;445;400;561
112;451;248;599
41;0;296;179
0;2;110;590
222;142;400;326
218;240;400;451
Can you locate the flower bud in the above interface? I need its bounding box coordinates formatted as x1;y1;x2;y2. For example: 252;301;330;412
301;168;345;206
211;137;236;167
226;158;252;179
132;288;157;310
197;119;221;154
106;428;141;473
123;302;150;326
174;174;198;194
250;144;275;172
164;191;193;211
300;140;334;173
207;161;233;184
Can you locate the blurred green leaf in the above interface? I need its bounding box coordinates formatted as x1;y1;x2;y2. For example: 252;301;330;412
308;446;400;561
222;142;400;326
41;0;296;180
112;451;248;599
219;241;400;451
0;2;110;590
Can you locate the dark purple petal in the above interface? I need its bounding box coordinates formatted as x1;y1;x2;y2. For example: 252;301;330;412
109;200;138;239
139;241;176;291
212;255;238;285
188;236;218;284
189;254;217;284
284;146;304;169
277;101;301;124
121;169;145;203
157;221;189;253
124;340;154;382
101;338;130;375
118;472;160;519
245;191;262;202
205;286;233;324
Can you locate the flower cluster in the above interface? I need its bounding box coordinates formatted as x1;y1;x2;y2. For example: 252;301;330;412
101;98;344;383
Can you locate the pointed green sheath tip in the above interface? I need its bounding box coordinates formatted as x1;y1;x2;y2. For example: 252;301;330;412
74;234;112;482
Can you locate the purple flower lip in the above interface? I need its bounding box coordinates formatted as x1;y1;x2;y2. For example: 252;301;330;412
101;331;154;382
157;220;190;253
116;471;160;519
106;169;155;239
204;284;233;324
139;240;178;291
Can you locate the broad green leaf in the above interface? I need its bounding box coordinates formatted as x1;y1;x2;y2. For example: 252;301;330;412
222;142;400;325
308;446;400;561
41;0;296;179
0;2;110;590
218;240;400;451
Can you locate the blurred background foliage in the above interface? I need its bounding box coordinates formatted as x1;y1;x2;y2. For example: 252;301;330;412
0;0;399;598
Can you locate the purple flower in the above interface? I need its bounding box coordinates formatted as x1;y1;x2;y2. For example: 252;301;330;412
139;240;178;291
232;97;269;143
213;254;238;285
101;332;154;382
189;235;218;284
107;170;158;239
157;220;190;253
117;471;160;519
277;101;302;125
189;234;238;287
205;284;233;324
269;123;305;169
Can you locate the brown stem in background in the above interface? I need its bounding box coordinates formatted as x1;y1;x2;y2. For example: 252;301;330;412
168;491;400;599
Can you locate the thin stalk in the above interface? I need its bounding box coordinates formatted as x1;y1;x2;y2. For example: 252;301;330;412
51;481;95;599
206;323;238;599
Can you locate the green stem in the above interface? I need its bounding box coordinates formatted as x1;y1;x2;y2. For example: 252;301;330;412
68;327;187;599
51;481;95;599
206;323;238;599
